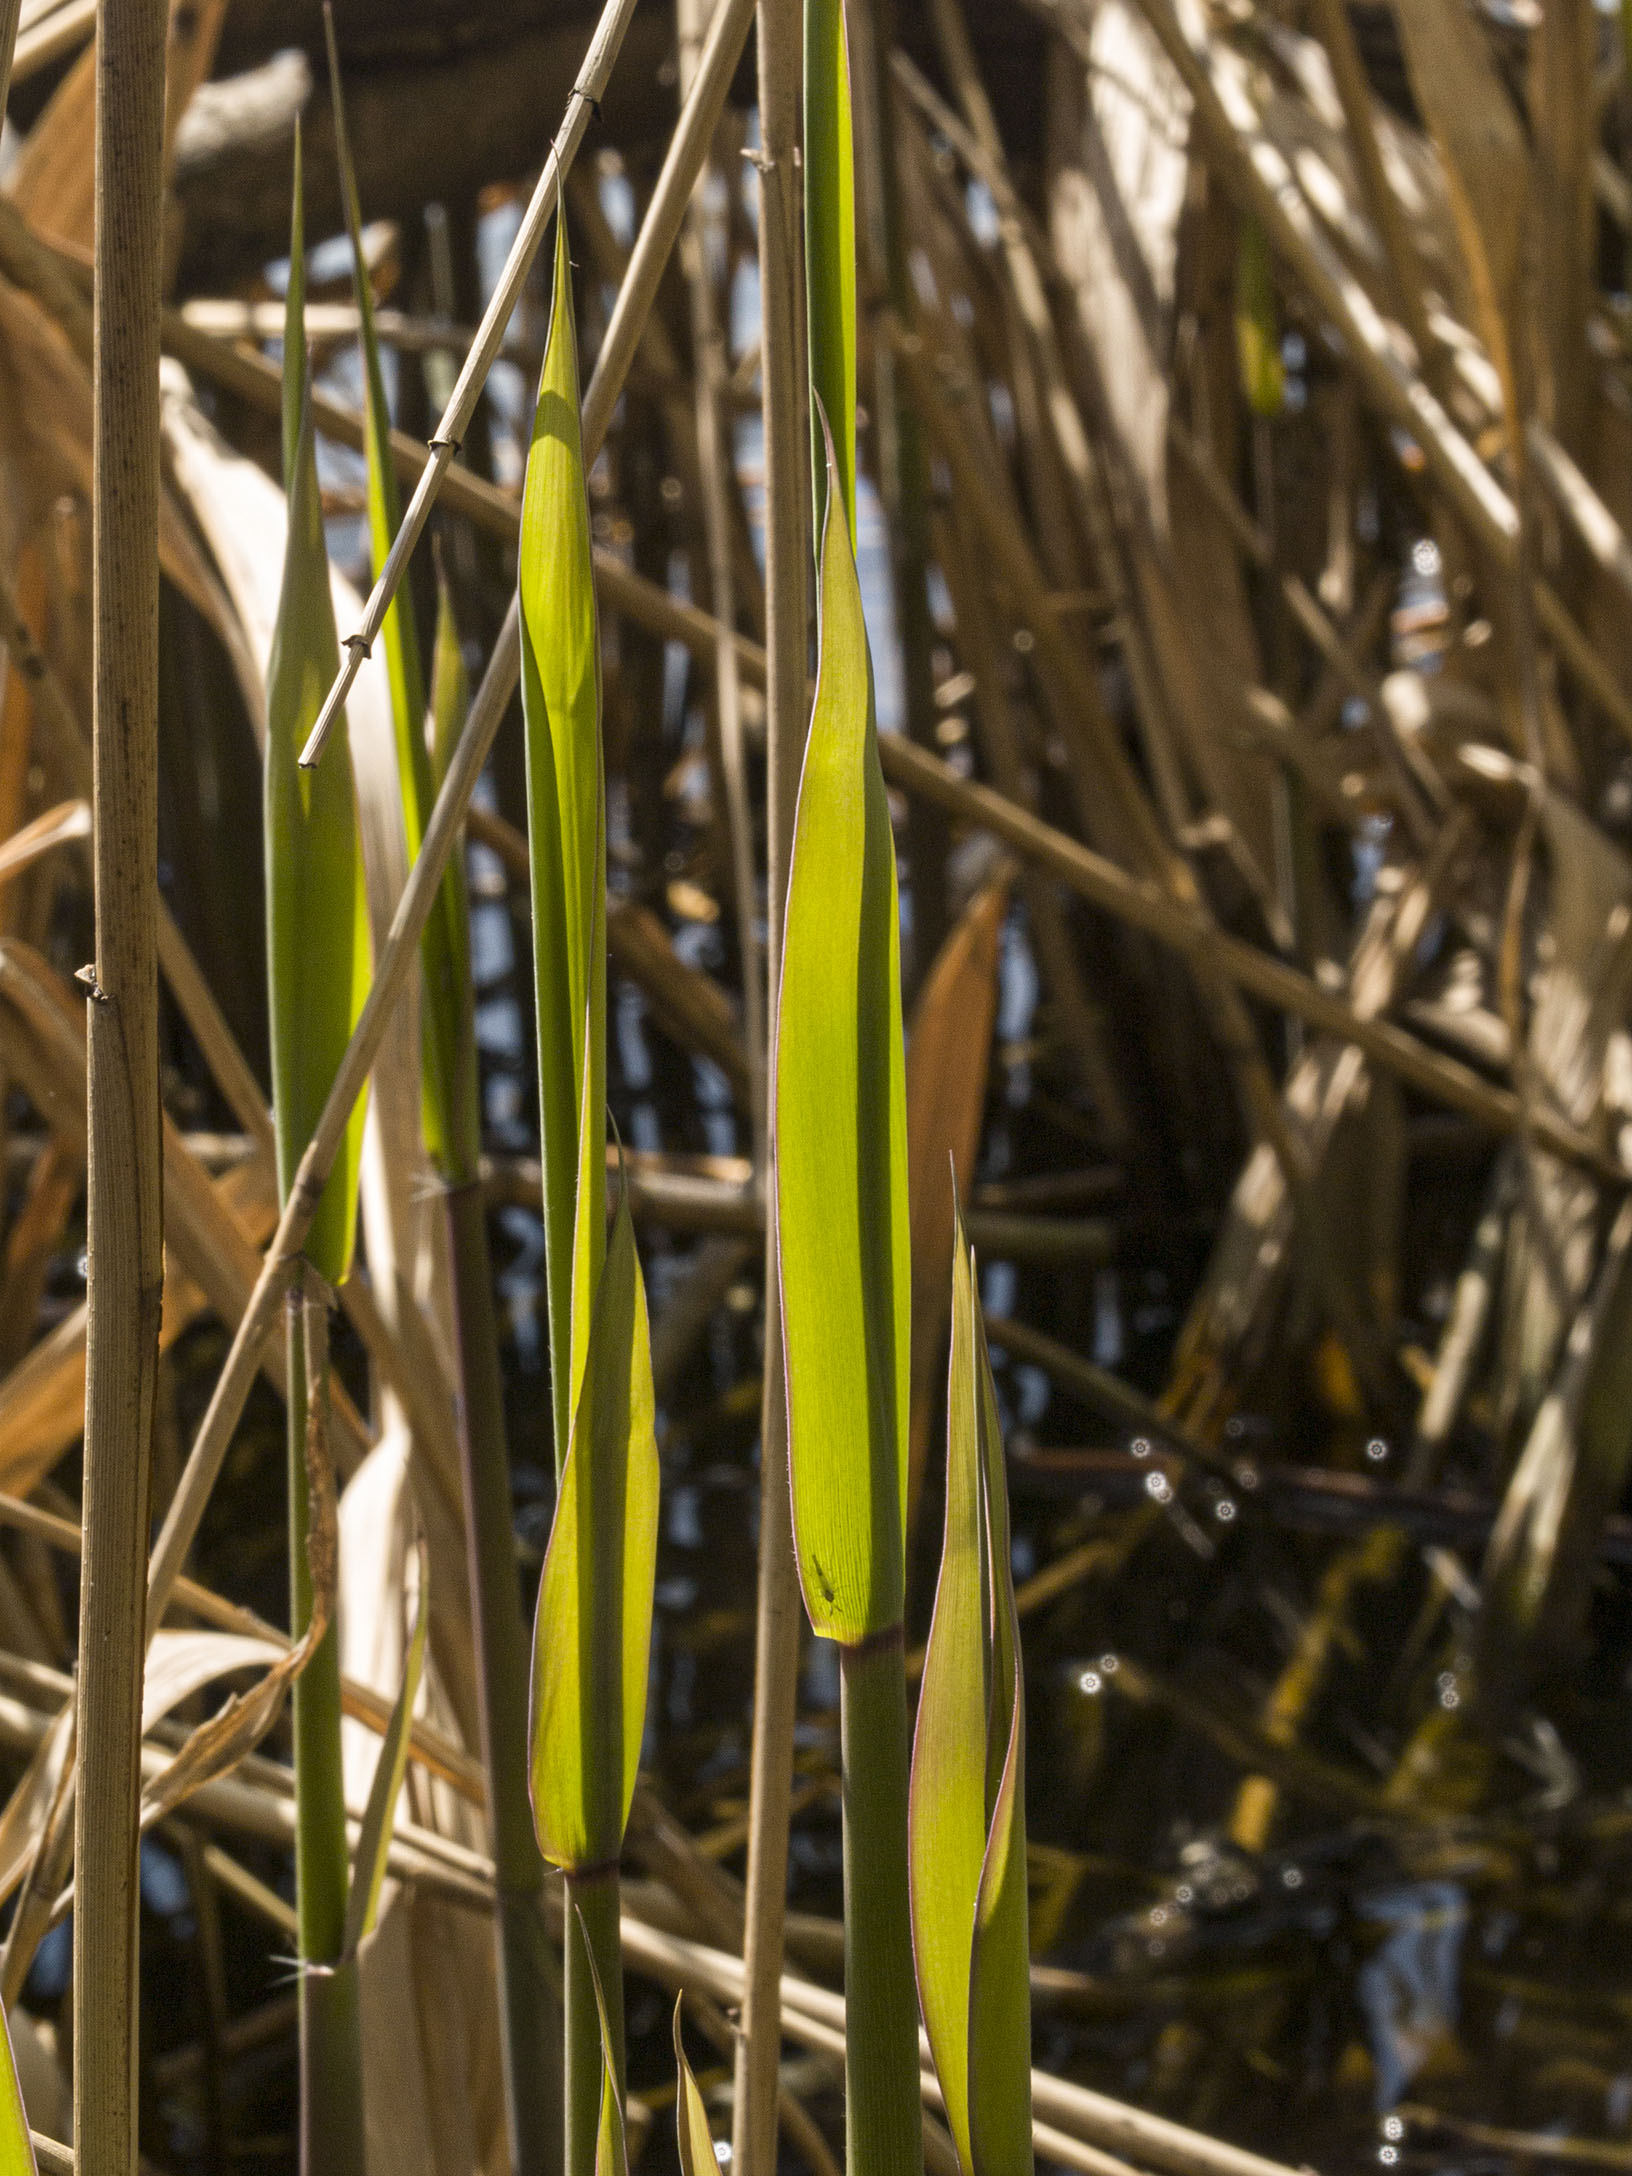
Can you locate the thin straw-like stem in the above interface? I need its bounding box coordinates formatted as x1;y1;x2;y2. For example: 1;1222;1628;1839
301;0;707;769
578;0;757;453
731;0;809;2158
678;0;765;1165
74;0;168;2163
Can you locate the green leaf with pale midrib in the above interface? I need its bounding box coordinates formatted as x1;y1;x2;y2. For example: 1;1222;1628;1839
775;410;909;1644
528;1191;659;1870
520;209;606;1470
266;128;369;1288
909;1208;1032;2176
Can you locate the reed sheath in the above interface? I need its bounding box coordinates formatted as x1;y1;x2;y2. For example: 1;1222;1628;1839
839;1631;922;2176
563;1867;625;2176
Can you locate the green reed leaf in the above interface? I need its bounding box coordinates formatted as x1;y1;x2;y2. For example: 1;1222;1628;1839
580;1912;629;2176
671;2000;725;2176
803;0;856;543
774;412;909;1645
529;1191;658;1869
266;153;369;1288
0;2002;38;2176
909;1206;1032;2176
520;209;607;1469
342;1541;430;1957
325;13;475;1183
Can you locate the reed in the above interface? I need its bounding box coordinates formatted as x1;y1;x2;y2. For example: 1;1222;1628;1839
264;135;371;2176
520;212;660;2176
74;0;167;2165
327;35;561;2167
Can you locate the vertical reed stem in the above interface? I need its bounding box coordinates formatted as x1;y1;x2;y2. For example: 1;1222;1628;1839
730;0;810;2158
563;1867;624;2176
446;1176;563;2176
289;1287;365;2176
74;0;168;2162
838;1630;923;2176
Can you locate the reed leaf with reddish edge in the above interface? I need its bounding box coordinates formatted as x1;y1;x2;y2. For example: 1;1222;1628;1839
910;1203;1032;2176
265;129;370;2176
774;408;921;2176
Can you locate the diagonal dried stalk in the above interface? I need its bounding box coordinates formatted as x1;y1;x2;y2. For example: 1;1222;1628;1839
299;0;645;767
73;0;169;2169
677;0;765;1165
300;0;755;774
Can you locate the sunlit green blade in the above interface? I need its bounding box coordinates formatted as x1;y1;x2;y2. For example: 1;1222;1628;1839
325;14;473;1183
911;1211;1032;2176
342;1544;430;1956
581;1914;629;2176
968;1278;1030;2176
0;2002;38;2176
520;209;607;1468
908;1211;993;2169
775;418;909;1644
966;1693;1030;2176
528;1191;658;1868
670;2000;725;2176
803;0;856;543
266;168;369;1288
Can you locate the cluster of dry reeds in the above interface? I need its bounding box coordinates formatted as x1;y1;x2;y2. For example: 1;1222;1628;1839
0;0;1626;2169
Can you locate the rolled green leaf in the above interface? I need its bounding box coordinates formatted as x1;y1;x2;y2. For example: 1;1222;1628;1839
529;1189;658;1870
775;409;909;1645
325;13;474;1183
909;1206;1032;2176
803;0;856;543
0;2001;38;2176
671;2000;725;2176
342;1542;430;1957
581;1912;629;2176
266;131;370;1290
520;208;607;1471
